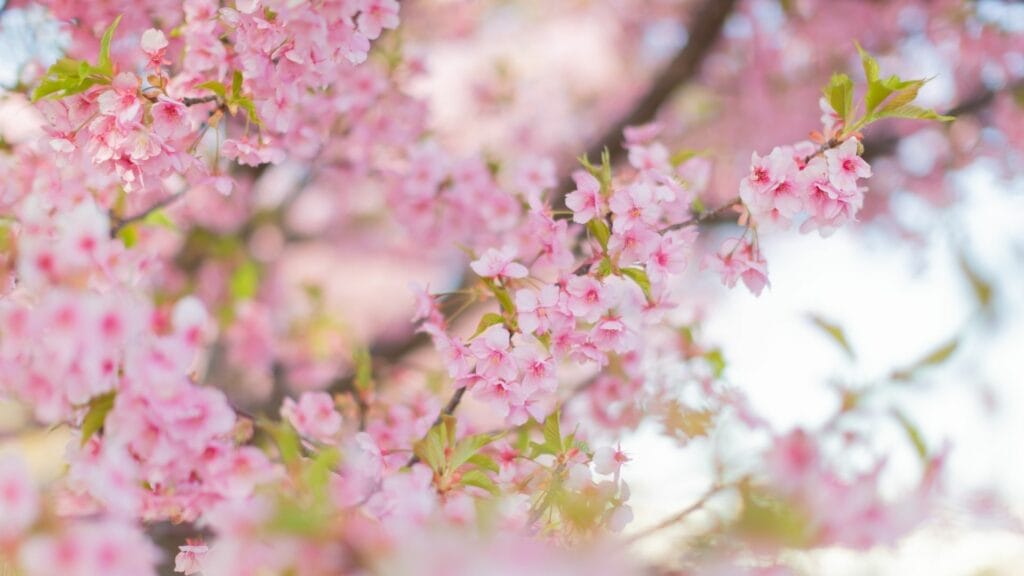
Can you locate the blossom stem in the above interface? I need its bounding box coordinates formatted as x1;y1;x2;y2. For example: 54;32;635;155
405;386;467;467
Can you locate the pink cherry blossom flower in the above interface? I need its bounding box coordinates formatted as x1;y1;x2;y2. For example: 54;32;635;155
609;182;662;230
647;228;696;283
825;138;872;192
140;28;168;66
469;247;528;280
174;539;209;575
515;156;556;207
705;237;769;296
469;325;517;382
505;386;556;426
511;334;556;393
151;98;190;140
608;221;661;264
800;157;863;235
281;391;343;443
739;147;804;227
565;275;608;322
627;142;670;172
593;444;631;476
97;73;143;125
623;122;662;146
357;0;401;40
564;170;603;224
607;504;634;533
514;284;561;335
0;455;38;539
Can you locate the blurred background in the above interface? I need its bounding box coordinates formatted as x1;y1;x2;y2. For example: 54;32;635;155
2;0;1023;574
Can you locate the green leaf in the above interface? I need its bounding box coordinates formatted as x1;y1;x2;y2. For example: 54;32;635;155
958;254;993;312
264;421;301;465
97;16;123;74
234;96;263;127
704;348;726;378
917;339;959;366
586;219;611;252
232;70;244;99
353;347;373;393
482;281;516;318
807;314;855;359
142;209;177;231
893;409;928;463
413;421;448;472
230;260;261;300
737;486;811;548
542;410;563;454
80;392;116;446
196;80;227;99
620;267;652;302
117;223;139;248
471;312;506;339
854;41;879;85
304;447;341;497
460;469;499;495
892;338;958;381
467;453;500;474
450;432;498;471
874;78;926;115
823;73;854;122
268;500;330;535
877;104;954;122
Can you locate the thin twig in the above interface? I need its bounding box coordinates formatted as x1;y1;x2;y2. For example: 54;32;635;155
405;386;466;467
661;198;742;233
183;94;219;107
623;483;724;544
109;191;186;237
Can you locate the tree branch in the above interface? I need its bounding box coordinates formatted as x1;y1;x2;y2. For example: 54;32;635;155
109;192;185;238
552;0;740;210
623;483;724;544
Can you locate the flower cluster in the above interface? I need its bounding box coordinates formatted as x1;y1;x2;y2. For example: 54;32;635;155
740;138;871;236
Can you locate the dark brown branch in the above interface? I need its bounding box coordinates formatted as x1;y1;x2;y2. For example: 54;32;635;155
182;94;219;107
109;192;185;238
552;0;740;210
